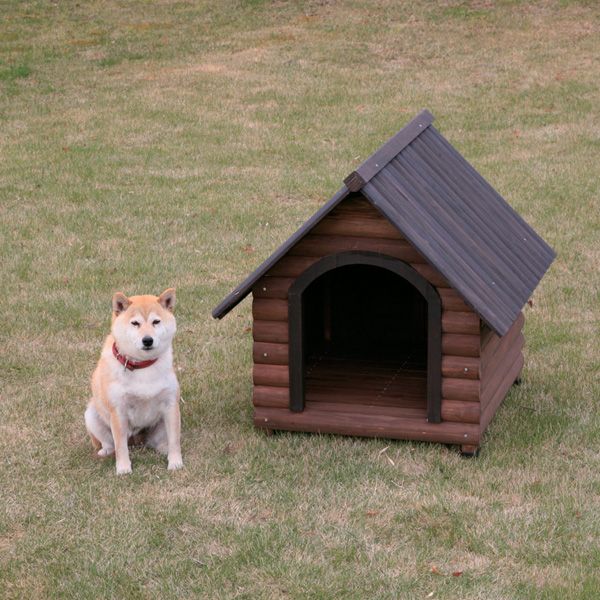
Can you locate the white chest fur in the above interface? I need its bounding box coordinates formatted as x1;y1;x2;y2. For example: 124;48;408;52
108;358;179;433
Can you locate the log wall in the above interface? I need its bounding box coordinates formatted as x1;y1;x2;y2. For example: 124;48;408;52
479;312;525;431
249;195;524;447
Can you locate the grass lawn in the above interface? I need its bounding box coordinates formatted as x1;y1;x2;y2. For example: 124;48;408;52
1;0;599;597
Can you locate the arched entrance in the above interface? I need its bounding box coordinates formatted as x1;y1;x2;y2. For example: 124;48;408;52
288;251;441;422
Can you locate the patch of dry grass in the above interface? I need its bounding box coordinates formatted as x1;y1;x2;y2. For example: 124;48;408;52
1;1;599;598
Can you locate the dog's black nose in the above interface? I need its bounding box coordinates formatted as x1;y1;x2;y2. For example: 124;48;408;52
142;336;154;348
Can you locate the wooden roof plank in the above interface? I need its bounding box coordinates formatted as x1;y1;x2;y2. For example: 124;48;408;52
364;174;516;333
212;110;556;334
409;132;546;286
392;148;536;302
343;109;434;191
419;129;555;268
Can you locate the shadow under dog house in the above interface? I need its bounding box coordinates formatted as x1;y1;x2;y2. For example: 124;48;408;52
213;110;555;454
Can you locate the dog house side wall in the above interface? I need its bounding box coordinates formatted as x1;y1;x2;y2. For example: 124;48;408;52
249;196;485;444
479;312;525;432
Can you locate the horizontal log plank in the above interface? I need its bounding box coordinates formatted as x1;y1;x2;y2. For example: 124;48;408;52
481;333;524;400
481;312;524;355
253;407;480;445
480;352;524;432
442;311;480;335
481;313;525;378
305;400;427;419
329;195;385;217
253;385;289;408
306;364;425;385
289;235;424;264
252;298;288;321
442;356;480;380
266;256;319;278
253;342;289;365
253;364;289;387
442;377;480;402
305;389;426;409
254;388;481;424
442;333;480;357
252;277;294;299
441;399;480;424
253;320;288;343
438;288;472;312
312;216;404;240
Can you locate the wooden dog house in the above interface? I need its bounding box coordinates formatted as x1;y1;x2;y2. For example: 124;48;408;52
213;110;555;454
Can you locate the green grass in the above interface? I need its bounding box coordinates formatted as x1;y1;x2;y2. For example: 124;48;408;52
1;0;599;598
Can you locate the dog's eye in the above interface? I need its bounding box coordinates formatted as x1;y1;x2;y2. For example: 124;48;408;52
131;321;140;327
152;319;161;326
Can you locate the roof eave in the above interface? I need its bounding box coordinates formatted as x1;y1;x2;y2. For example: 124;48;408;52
212;186;350;319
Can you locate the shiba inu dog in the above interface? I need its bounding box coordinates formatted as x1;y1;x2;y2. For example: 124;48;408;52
85;289;183;475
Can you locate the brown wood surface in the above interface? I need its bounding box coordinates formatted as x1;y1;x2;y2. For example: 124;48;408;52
480;325;495;353
305;400;427;419
442;311;480;335
252;277;294;299
289;234;424;264
252;298;288;322
441;399;480;424
254;388;482;424
442;377;480;402
480;352;524;432
331;195;381;216
253;406;480;445
442;356;480;380
481;333;524;401
253;364;289;387
304;358;427;409
481;312;525;377
442;333;480;357
253;385;289;408
268;254;448;288
253;342;289;365
298;357;425;407
253;320;288;343
312;216;404;240
266;256;320;278
305;390;426;409
438;288;472;312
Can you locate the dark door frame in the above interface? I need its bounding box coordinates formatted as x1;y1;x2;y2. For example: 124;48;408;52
288;251;442;423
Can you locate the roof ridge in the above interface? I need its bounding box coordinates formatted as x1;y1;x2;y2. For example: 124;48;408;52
344;109;434;192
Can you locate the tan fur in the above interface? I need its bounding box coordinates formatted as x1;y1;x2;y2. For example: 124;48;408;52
85;289;183;475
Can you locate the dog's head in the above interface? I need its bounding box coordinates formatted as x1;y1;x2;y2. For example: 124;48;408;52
111;289;177;360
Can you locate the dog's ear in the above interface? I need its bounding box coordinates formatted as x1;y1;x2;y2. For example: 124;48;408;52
158;288;176;312
112;292;131;315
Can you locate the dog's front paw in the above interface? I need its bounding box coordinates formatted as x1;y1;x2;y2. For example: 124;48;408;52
167;456;184;471
116;461;132;475
98;447;114;458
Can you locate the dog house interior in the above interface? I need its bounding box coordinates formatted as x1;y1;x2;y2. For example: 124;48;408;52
302;263;428;408
212;110;555;454
287;251;442;425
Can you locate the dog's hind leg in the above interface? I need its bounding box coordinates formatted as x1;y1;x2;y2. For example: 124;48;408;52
85;404;114;457
145;420;168;455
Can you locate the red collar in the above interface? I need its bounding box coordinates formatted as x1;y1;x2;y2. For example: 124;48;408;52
112;342;158;371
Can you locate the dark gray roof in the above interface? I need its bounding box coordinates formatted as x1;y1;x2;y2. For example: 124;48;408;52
213;110;555;336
